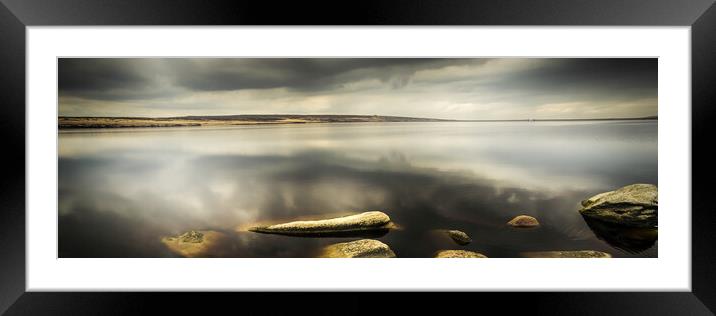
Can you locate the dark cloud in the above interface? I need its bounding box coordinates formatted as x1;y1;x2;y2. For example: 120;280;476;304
59;59;149;92
59;58;179;101
481;59;657;101
59;58;655;95
58;58;658;118
168;58;481;91
59;58;483;96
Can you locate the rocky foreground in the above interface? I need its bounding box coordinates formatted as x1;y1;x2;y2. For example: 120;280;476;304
160;183;657;258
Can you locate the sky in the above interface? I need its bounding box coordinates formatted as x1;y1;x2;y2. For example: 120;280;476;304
58;58;657;120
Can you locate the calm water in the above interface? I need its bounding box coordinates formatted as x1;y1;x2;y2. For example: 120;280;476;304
58;121;658;258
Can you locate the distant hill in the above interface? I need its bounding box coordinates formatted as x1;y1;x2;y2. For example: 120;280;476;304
58;114;657;129
58;114;450;129
171;114;451;122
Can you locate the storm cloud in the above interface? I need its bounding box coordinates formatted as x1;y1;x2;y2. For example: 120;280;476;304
58;58;657;119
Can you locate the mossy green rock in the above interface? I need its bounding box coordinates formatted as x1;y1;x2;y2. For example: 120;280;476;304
579;184;657;228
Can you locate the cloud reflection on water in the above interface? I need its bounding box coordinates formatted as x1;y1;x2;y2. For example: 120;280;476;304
58;122;657;257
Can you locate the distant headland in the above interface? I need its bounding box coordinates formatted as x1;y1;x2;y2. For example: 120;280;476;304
58;114;657;129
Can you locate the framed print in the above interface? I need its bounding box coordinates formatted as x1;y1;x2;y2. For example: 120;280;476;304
1;0;715;314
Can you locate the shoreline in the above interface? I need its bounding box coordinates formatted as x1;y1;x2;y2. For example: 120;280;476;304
58;115;658;130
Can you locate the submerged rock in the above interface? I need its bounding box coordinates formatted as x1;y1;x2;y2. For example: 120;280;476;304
320;239;396;258
507;215;540;228
445;230;472;245
522;250;612;258
176;230;204;243
248;211;393;236
435;250;487;258
579;184;657;228
161;230;229;258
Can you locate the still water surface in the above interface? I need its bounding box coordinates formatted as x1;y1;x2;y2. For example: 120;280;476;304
58;121;657;257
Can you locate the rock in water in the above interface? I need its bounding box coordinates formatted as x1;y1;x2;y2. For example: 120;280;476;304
320;239;396;258
435;250;487;258
177;230;204;243
507;215;540;227
248;211;392;236
582;215;657;254
522;250;612;258
579;184;657;228
446;230;472;245
161;230;229;258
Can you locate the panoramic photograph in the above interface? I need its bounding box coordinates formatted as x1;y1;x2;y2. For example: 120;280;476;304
58;58;657;258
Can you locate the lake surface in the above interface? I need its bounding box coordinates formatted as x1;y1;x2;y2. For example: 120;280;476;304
58;121;658;258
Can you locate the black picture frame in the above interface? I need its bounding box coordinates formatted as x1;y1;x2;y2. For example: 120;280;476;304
1;0;714;314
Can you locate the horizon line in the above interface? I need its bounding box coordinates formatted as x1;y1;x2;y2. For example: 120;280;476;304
57;114;659;121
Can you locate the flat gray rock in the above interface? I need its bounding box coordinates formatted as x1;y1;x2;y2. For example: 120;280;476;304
579;184;657;228
320;239;396;258
248;211;392;235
